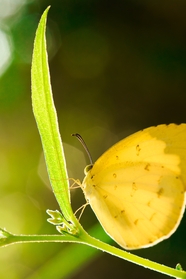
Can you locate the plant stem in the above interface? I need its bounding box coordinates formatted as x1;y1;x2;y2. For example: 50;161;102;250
79;231;186;279
2;228;186;279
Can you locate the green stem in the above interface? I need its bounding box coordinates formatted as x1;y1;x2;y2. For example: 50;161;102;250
3;234;78;246
80;231;186;279
1;228;186;279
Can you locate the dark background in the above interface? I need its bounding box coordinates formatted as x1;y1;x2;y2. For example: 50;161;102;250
0;0;186;278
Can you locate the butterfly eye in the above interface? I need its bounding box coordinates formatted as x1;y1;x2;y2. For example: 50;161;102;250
84;164;93;175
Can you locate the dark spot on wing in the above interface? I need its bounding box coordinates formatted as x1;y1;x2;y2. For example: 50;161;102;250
144;163;150;171
134;219;139;225
130;182;138;197
147;200;151;207
136;144;141;156
113;173;117;178
157;187;164;198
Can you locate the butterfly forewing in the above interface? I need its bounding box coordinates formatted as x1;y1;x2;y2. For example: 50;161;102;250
82;124;186;249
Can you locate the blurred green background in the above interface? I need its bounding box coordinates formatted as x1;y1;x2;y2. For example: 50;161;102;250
0;0;186;278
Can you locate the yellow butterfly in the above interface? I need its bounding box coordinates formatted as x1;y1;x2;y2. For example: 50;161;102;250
81;124;186;250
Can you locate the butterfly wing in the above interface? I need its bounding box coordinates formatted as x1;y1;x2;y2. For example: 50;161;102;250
82;124;186;250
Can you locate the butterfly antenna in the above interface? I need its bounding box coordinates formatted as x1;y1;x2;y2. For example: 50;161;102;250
71;133;93;165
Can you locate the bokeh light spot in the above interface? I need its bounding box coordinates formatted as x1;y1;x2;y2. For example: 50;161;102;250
0;0;27;19
0;29;12;77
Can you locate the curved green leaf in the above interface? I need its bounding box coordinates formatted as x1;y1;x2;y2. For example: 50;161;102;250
31;7;75;222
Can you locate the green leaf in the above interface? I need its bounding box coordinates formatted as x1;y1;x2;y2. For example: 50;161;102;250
31;6;75;224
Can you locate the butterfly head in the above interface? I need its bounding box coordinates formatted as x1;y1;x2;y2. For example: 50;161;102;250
84;164;93;175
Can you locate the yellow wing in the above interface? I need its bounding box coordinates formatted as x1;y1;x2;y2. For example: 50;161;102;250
82;124;186;250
